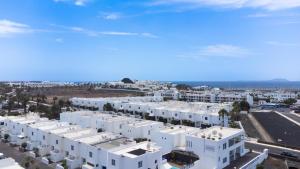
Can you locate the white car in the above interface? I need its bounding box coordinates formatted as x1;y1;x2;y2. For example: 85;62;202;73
0;153;4;159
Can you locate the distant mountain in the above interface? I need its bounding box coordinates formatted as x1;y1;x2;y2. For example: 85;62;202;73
269;78;289;82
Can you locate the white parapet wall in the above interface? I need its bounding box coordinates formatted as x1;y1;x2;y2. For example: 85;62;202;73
239;149;268;169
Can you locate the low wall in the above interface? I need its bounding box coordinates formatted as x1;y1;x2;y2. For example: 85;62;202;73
239;149;268;169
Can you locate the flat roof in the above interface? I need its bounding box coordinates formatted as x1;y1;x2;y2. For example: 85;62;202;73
76;132;119;145
159;125;198;135
62;128;96;139
48;126;79;135
112;142;160;158
189;126;243;141
94;137;132;150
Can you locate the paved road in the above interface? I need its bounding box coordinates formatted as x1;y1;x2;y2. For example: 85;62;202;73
0;141;53;169
246;141;300;159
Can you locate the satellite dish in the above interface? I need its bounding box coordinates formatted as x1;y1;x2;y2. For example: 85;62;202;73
218;133;223;138
212;130;217;135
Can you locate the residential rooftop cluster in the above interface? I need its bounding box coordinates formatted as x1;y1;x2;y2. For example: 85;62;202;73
0;111;268;169
70;97;232;127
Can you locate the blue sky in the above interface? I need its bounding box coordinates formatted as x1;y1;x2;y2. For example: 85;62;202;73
0;0;300;81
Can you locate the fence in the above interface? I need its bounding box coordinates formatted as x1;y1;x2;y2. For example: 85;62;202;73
239;149;268;169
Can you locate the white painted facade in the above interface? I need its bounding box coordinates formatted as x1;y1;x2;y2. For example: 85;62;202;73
186;126;246;169
71;98;231;127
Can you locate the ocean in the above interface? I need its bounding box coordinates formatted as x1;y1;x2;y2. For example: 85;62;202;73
172;81;300;90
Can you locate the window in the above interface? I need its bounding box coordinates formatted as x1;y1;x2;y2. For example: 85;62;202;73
148;130;151;135
56;140;58;144
22;128;24;132
205;117;208;120
223;157;227;163
155;160;157;164
71;145;74;150
32;132;34;136
229;138;234;147
223;143;227;150
43;135;45;140
89;152;93;158
111;159;115;166
138;161;143;168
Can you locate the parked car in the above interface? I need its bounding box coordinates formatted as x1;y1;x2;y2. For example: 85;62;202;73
281;152;298;159
0;153;5;159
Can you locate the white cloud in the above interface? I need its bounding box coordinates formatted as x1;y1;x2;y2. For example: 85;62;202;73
0;19;32;36
266;41;300;47
178;44;250;59
53;0;90;6
102;13;122;20
152;0;300;10
247;13;271;18
141;33;159;38
69;26;158;38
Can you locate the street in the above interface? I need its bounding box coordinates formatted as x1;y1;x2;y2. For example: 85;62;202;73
246;140;300;160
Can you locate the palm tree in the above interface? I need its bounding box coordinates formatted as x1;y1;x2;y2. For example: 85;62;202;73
7;97;14;114
58;99;65;112
15;88;22;105
53;97;58;104
41;94;47;103
218;109;229;127
21;94;30;114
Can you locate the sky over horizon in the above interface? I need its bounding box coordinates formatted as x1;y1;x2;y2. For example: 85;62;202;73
0;0;300;81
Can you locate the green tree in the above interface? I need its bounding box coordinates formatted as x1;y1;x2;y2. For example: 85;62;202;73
218;109;229;126
52;96;58;104
65;100;72;107
40;94;47;103
7;97;15;114
21;142;27;150
283;98;297;106
21;94;30;114
58;99;65;112
4;133;9;140
15;88;22;105
50;104;60;119
175;84;192;91
103;103;113;111
240;101;250;112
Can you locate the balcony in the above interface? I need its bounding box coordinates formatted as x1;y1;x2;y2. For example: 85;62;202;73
50;149;64;162
66;155;81;169
82;163;96;169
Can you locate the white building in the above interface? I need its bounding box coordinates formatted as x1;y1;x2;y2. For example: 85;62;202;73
0;158;24;169
61;111;164;140
70;98;232;127
152;125;198;155
186;126;246;169
180;91;254;106
1;113;267;169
